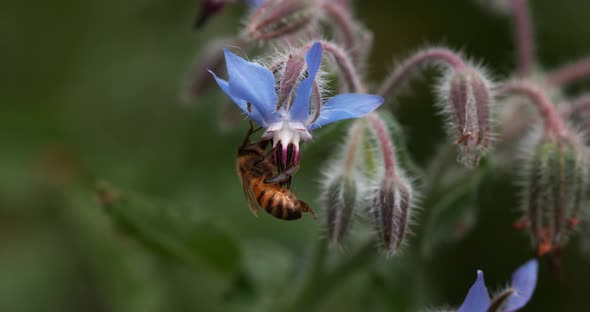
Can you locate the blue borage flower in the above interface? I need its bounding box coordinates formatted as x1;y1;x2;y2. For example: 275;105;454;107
458;259;538;312
209;42;383;168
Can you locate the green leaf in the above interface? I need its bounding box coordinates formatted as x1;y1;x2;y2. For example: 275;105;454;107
97;182;241;276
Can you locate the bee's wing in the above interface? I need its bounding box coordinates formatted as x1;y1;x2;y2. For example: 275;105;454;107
242;176;261;216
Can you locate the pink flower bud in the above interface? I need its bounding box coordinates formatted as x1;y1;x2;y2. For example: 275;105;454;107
440;67;494;167
370;177;414;255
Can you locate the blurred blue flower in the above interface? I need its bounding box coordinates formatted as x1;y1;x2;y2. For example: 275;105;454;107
458;270;490;312
505;259;538;311
209;41;383;165
458;259;538;312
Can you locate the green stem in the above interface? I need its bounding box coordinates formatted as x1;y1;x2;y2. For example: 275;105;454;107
321;242;375;289
285;238;328;311
285;240;376;312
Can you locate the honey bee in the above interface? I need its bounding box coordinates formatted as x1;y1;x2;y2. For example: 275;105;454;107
237;124;317;221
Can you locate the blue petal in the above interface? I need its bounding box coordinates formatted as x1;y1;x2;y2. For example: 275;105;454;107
247;0;264;7
289;42;323;122
503;259;538;312
458;271;490;312
209;70;264;126
224;49;278;126
309;93;384;130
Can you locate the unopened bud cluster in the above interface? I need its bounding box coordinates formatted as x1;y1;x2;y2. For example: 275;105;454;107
194;0;590;271
320;114;417;255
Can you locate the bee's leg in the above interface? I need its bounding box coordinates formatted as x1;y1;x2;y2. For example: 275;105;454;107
264;171;290;183
299;200;317;220
241;121;263;146
264;163;299;183
284;163;299;176
255;143;280;167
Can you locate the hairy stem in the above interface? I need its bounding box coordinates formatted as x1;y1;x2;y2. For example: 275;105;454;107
366;113;397;189
510;0;536;77
546;57;590;87
320;0;356;51
323;41;365;93
377;48;467;100
498;80;568;138
286;240;375;312
343;121;365;174
284;238;328;311
300;40;365;92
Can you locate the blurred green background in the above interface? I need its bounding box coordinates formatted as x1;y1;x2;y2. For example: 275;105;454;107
2;0;590;311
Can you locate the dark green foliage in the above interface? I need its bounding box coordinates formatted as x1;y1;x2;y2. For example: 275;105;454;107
98;182;241;276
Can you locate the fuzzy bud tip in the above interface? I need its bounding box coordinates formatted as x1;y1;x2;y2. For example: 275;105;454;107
370;176;415;256
442;67;494;167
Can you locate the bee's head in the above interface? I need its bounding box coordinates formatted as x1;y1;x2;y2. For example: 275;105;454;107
237;141;262;156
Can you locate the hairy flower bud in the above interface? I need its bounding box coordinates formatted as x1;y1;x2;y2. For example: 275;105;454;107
370;177;414;255
323;175;357;244
517;132;589;256
364;113;417;255
243;0;317;41
278;53;306;109
320;121;365;244
440;67;494;167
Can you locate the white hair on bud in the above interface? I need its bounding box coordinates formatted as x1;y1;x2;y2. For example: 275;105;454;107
434;61;497;167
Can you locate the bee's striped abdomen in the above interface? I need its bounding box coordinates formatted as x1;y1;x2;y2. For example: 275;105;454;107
252;182;302;221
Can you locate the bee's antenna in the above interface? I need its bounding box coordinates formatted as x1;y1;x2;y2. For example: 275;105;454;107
250;121;262;134
241;121;262;146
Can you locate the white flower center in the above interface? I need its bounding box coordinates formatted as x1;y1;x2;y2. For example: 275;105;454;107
262;120;312;147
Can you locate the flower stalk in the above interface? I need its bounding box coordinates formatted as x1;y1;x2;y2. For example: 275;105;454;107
377;47;467;99
365;113;415;255
497;80;568;138
300;40;366;92
509;0;536;77
546;57;590;87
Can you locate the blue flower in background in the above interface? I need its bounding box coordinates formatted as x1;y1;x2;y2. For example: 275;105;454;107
458;259;538;312
209;42;383;166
